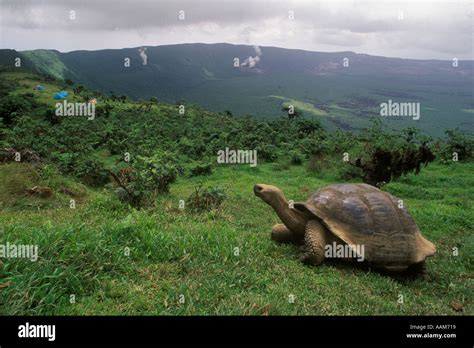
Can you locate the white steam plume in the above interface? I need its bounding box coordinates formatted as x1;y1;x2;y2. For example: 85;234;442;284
241;45;262;68
138;47;148;65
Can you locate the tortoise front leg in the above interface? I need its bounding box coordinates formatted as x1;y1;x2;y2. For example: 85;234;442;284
271;224;298;244
407;261;430;280
300;220;328;266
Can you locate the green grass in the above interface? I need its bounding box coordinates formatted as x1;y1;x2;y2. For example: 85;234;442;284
2;71;79;106
21;50;70;81
266;95;327;116
0;163;87;211
0;161;472;315
0;68;472;316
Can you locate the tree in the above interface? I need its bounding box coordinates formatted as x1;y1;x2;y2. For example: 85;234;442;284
296;119;323;137
0;95;32;125
350;121;435;186
281;104;301;120
73;85;84;95
444;128;474;161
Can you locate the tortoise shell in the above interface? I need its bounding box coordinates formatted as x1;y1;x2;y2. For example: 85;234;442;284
296;184;436;270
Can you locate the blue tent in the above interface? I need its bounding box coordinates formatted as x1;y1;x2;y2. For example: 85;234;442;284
53;90;69;99
35;85;44;91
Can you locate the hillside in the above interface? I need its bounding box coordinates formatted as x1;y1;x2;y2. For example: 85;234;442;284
0;68;473;315
1;43;473;135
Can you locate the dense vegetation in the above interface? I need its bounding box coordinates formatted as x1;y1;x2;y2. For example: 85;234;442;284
2;43;473;135
0;69;472;315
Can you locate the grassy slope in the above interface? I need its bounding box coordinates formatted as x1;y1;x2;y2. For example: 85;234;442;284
21;50;71;81
2;70;81;105
0;69;472;315
0;162;472;315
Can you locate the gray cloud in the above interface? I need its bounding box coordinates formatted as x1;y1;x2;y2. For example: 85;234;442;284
0;0;472;59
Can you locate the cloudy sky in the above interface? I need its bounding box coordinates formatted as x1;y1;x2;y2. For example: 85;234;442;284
1;0;472;59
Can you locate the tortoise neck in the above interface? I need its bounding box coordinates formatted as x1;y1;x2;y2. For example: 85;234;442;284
271;193;306;237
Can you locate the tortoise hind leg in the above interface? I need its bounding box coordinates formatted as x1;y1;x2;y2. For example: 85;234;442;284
300;220;328;266
407;261;430;280
271;224;298;244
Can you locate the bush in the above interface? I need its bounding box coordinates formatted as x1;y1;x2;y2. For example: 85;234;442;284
44;107;61;125
307;154;329;173
178;137;205;160
134;154;179;194
289;151;303;165
95;103;113;118
106;129;130;155
324;129;358;155
0;95;33;125
296;119;324;138
75;159;110;187
110;153;179;207
298;133;327;157
272;161;290;171
186;184;226;213
73;85;84;95
52;152;78;174
338;163;363;181
189;162;212;177
438;128;474;163
351;122;436;186
255;144;279;162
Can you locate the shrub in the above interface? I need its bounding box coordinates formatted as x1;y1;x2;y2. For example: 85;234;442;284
281;105;302;120
351;122;436;186
186;184;226;213
134;154;179;194
75;159;110;187
298;133;327;157
255;144;279;162
338;163;363;181
325;129;358;155
95;103;113;118
44;107;61;125
307;154;329;173
109;166;140;206
106;129;130;155
439;128;474;163
178;137;206;160
189;162;212;177
52;152;78;174
110;153;179;207
273;161;290;171
289;151;303;165
296;119;324;138
73;85;84;95
0;95;33;125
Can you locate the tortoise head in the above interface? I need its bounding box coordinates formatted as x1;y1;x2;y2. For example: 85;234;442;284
254;184;308;236
253;184;284;205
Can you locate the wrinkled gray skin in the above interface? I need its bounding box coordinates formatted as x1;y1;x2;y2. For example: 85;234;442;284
253;183;339;265
253;183;431;277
